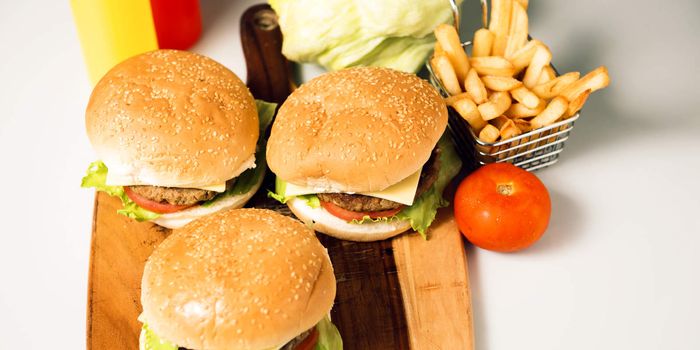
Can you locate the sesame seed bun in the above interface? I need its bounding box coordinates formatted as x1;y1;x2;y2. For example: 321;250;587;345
141;209;336;350
287;197;412;241
266;66;448;193
86;49;259;188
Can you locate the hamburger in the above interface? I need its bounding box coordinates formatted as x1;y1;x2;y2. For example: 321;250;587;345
81;50;276;228
139;208;342;350
267;67;462;241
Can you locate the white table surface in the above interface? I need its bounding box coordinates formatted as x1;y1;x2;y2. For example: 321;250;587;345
1;0;698;349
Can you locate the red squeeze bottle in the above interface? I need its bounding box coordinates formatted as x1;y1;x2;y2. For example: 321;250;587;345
150;0;202;50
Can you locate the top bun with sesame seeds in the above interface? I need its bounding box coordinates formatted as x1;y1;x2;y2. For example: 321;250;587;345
266;66;447;193
140;209;337;350
86;49;259;189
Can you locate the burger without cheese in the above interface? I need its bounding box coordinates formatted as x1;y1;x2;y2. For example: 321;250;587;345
267;67;461;241
81;50;276;228
139;208;342;350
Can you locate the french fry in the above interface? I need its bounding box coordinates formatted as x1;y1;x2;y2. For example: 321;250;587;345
531;96;568;129
445;92;471;106
489;0;513;56
434;24;470;83
472;28;494;57
470;56;515;77
479;124;500;143
561;66;610;101
514;117;534;151
491;115;510;130
532;71;580;99
481;75;522;91
453;97;487;132
513;118;531;133
505;101;546;118
504;1;528;58
537;65;557;85
465;69;488;104
566;89;591;117
499;119;522;140
434;41;445;57
478;91;512;120
523;45;552;88
515;0;528;9
431;54;462;96
510;86;541;109
509;39;543;73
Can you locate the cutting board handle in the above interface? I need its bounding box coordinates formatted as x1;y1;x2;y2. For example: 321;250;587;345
240;4;292;104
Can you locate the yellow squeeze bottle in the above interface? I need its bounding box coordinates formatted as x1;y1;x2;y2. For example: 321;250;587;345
70;0;158;85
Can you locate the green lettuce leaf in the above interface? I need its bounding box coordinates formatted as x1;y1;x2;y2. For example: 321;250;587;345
268;176;288;203
202;100;277;207
268;177;321;208
300;194;321;208
139;323;178;350
315;316;343;350
80;161;160;221
396;135;462;238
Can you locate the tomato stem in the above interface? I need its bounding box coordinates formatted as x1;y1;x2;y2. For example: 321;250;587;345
497;183;514;196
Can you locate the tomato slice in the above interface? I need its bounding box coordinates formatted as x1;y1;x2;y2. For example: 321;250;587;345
123;186;194;214
293;328;319;350
320;200;404;222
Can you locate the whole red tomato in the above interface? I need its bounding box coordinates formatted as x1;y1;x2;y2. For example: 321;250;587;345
454;163;551;252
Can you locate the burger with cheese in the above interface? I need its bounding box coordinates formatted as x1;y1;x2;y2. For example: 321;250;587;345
267;67;461;241
81;50;275;228
139;208;342;350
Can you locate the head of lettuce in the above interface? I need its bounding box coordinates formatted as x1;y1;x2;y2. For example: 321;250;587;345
269;0;462;73
80;49;276;229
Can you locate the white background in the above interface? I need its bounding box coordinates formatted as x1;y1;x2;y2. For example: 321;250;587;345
0;0;698;349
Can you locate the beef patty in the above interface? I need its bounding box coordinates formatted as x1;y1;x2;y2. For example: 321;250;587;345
128;185;219;206
317;146;441;212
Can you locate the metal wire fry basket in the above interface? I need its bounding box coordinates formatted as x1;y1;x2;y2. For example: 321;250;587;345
428;58;580;172
429;0;580;172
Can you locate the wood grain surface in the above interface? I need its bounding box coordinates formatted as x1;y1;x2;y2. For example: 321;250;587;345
318;237;410;350
393;208;475;350
86;192;169;350
86;192;474;350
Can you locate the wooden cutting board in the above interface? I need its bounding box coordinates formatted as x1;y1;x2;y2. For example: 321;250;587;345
86;193;474;350
86;4;474;349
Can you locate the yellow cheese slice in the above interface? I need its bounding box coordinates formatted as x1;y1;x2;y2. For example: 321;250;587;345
106;173;227;192
284;169;421;206
193;183;227;192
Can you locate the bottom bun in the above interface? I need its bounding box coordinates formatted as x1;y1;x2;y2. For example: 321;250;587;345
287;197;412;241
152;174;263;229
